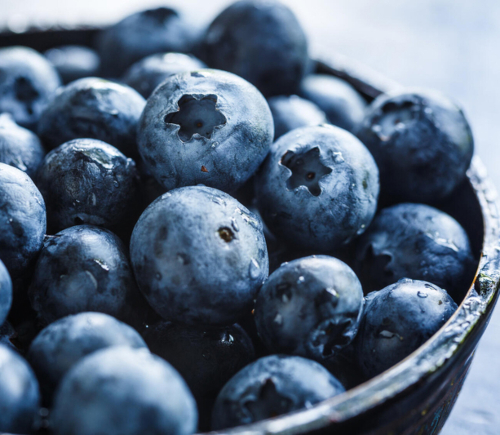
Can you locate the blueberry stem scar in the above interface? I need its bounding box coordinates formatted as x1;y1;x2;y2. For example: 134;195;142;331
164;94;227;142
281;147;332;196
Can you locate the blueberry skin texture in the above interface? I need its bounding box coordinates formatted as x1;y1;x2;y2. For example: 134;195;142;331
0;113;46;178
51;346;198;435
44;45;101;85
123;52;206;99
354;203;475;301
36;138;141;236
38;77;146;157
268;95;328;140
28;312;147;404
0;46;61;130
255;124;379;252
356;89;474;202
0;259;12;327
0;163;46;292
356;279;457;379
300;74;367;132
0;343;41;434
130;186;269;326
97;7;198;78
212;354;345;429
255;255;363;363
203;0;308;97
28;225;154;328
138;69;273;193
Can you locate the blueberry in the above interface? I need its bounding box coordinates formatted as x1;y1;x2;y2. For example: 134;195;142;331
0;343;41;434
0;113;45;177
138;69;273;193
51;347;198;435
38;77;146;158
28;312;147;404
212;354;345;429
202;0;308;97
268;95;328;140
255;124;379;252
130;185;269;326
0;46;61;130
44;45;101;85
300;74;367;131
123;52;206;99
143;321;255;429
255;255;363;363
0;259;12;327
355;279;457;378
0;163;46;293
354;203;475;301
35;138;141;237
28;225;155;328
97;7;198;78
355;89;474;202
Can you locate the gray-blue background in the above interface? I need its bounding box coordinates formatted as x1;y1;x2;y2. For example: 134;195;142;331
2;1;498;433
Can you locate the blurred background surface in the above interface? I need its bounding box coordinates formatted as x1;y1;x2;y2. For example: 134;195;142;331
1;0;499;433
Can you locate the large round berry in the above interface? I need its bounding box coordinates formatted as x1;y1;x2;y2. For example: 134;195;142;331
0;163;46;292
300;74;367;132
130;186;269;325
51;347;198;435
356;89;474;202
268;95;328;140
255;124;379;252
123;52;206;98
28;312;147;404
212;354;345;429
355;279;457;378
354;203;474;301
0;259;12;327
255;256;363;363
44;45;101;85
97;7;198;77
0;344;41;434
36;138;141;236
28;225;155;327
0;113;45;178
38;78;146;157
203;0;308;97
138;69;273;193
0;46;61;129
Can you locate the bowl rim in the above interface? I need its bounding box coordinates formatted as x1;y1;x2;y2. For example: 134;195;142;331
207;53;500;435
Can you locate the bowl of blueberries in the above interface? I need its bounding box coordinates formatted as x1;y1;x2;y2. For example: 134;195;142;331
0;1;498;435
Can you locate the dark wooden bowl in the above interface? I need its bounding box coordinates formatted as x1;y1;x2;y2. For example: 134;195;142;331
1;26;499;435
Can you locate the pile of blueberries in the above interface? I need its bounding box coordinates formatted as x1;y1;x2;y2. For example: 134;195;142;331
0;1;477;434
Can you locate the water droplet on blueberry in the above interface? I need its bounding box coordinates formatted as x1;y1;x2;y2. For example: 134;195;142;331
231;218;239;232
249;259;260;279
